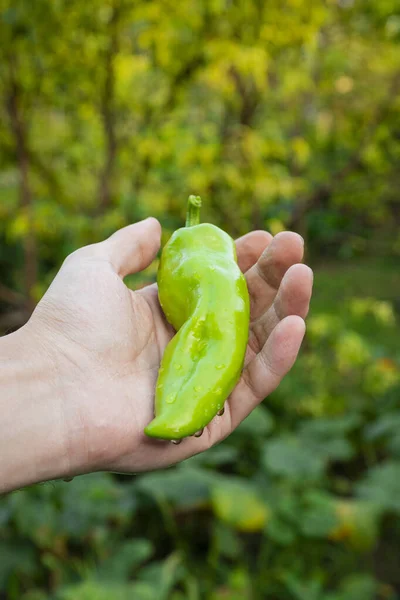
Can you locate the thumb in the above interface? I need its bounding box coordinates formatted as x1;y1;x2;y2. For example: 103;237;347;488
104;217;162;277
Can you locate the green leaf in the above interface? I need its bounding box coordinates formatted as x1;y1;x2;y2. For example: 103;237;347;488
326;575;378;600
298;417;358;463
299;414;361;437
98;539;154;582
0;503;11;527
388;434;400;457
234;405;275;437
263;435;325;482
10;493;58;547
365;411;400;456
137;466;214;509
21;592;49;600
266;516;296;546
300;492;338;538
57;580;154;600
281;572;323;600
356;461;400;514
364;412;400;442
0;541;37;588
58;474;136;537
263;418;357;484
212;522;241;559
136;553;185;600
183;443;238;467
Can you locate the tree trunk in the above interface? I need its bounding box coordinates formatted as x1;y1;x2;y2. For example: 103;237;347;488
6;56;37;316
98;5;119;212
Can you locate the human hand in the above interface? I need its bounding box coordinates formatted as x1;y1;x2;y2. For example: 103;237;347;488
9;217;313;485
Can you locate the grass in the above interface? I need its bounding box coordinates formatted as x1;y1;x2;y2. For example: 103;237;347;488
311;257;400;358
312;257;400;307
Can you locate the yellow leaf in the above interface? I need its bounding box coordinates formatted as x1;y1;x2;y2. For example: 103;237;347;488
291;137;310;167
8;212;29;240
364;359;399;396
329;500;379;551
211;480;270;532
266;218;285;236
335;76;354;94
336;331;371;372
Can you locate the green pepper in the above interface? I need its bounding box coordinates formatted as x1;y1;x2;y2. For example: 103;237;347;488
144;195;250;441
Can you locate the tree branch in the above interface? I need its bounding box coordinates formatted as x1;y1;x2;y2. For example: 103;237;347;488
229;66;260;128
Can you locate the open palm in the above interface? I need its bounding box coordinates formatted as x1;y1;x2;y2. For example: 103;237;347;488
30;217;313;478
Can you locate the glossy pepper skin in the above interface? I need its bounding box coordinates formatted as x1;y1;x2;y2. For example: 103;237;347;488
144;196;250;441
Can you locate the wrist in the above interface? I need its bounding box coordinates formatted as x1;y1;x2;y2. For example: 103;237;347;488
0;325;71;493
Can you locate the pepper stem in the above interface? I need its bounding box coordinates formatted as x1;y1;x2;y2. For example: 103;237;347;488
185;195;202;227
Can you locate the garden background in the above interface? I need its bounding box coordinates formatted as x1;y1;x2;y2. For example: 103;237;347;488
1;0;400;598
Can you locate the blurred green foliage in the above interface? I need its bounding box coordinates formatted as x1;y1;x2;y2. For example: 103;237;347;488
1;0;400;598
1;273;400;598
1;0;400;309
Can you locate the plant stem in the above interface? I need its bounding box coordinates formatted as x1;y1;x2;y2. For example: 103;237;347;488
185;195;202;227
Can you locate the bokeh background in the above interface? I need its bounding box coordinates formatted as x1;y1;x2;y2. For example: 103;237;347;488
1;0;400;598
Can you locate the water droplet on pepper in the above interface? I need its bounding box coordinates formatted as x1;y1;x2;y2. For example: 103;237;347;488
166;393;177;404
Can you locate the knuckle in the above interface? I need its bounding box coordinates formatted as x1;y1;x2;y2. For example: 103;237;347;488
63;243;104;266
134;238;146;266
242;367;261;400
259;349;282;381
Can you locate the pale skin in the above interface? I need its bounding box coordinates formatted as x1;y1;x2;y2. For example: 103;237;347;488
0;218;313;494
